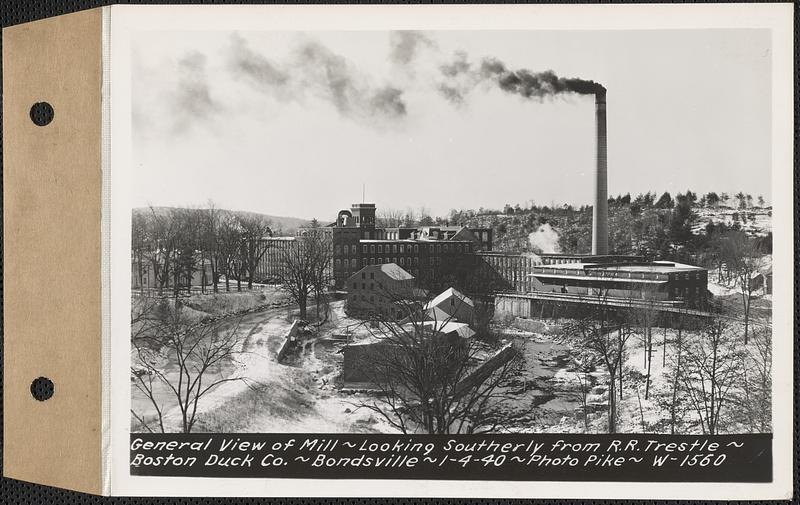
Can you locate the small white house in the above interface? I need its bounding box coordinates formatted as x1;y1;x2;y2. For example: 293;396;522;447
424;287;475;325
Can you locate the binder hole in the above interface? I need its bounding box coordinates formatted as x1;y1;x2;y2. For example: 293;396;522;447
30;102;54;126
30;377;54;401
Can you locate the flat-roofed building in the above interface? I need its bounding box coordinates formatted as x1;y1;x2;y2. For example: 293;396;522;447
529;260;708;307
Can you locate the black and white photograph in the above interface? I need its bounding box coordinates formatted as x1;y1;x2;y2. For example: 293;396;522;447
127;25;776;439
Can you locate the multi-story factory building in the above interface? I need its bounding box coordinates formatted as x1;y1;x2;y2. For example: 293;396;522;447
252;237;297;283
326;203;491;289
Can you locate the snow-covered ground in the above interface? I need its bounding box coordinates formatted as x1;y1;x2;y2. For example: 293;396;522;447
692;206;771;236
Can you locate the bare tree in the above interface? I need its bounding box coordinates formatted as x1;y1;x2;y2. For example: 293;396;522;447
563;297;632;434
679;318;742;435
720;230;763;343
625;289;661;399
281;229;332;320
735;323;772;432
216;215;243;292
668;313;686;434
171;207;203;296
310;234;334;323
131;304;251;433
238;214;273;289
350;293;521;434
201;201;222;293
571;354;595;432
377;208;405;228
145;206;182;296
401;207;418;227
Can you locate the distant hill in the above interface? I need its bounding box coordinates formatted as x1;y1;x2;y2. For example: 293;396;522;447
132;206;310;235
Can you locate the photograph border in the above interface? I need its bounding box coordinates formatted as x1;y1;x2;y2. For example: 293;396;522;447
106;3;794;499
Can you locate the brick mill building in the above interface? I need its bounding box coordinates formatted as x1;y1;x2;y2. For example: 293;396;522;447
250;202;710;320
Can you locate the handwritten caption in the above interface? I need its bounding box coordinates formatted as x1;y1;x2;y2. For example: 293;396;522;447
129;433;770;481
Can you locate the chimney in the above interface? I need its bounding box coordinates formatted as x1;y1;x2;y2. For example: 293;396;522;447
592;89;608;255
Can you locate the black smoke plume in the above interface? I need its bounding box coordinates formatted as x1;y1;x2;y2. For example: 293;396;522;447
439;52;605;104
227;34;407;122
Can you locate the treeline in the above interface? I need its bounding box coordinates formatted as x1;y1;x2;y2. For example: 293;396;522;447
131;205;274;295
445;190;772;266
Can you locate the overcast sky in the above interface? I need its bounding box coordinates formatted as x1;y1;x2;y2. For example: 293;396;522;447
131;29;771;220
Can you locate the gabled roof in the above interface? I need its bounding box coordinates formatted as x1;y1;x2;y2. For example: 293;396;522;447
379;263;414;280
425;287;474;310
449;226;477;242
347;262;415;283
419;320;476;339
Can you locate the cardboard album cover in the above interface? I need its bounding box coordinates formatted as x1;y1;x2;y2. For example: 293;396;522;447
2;3;795;498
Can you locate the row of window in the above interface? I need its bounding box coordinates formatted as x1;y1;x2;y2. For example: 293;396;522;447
335;244;359;255
334;256;431;270
352;281;385;291
334;242;472;256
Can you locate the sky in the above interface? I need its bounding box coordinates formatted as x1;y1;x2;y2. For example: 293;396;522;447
131;29;771;220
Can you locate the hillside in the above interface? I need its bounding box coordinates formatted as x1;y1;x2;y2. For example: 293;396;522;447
447;192;772;262
133;206;309;234
692;206;771;237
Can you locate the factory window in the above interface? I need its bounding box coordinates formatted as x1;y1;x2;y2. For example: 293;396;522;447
378;245;383;253
414;245;419;253
351;245;357;254
362;245;367;253
351;259;357;268
335;245;341;254
400;258;405;266
393;244;398;253
370;245;376;253
392;257;397;265
400;244;405;253
378;258;383;264
436;244;441;253
457;244;462;253
443;244;449;253
335;259;341;268
362;259;367;267
370;258;375;265
413;257;418;266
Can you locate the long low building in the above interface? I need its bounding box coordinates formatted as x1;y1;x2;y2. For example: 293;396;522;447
529;260;708;306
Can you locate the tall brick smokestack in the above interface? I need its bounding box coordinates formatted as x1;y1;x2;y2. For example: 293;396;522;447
592;89;608;255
